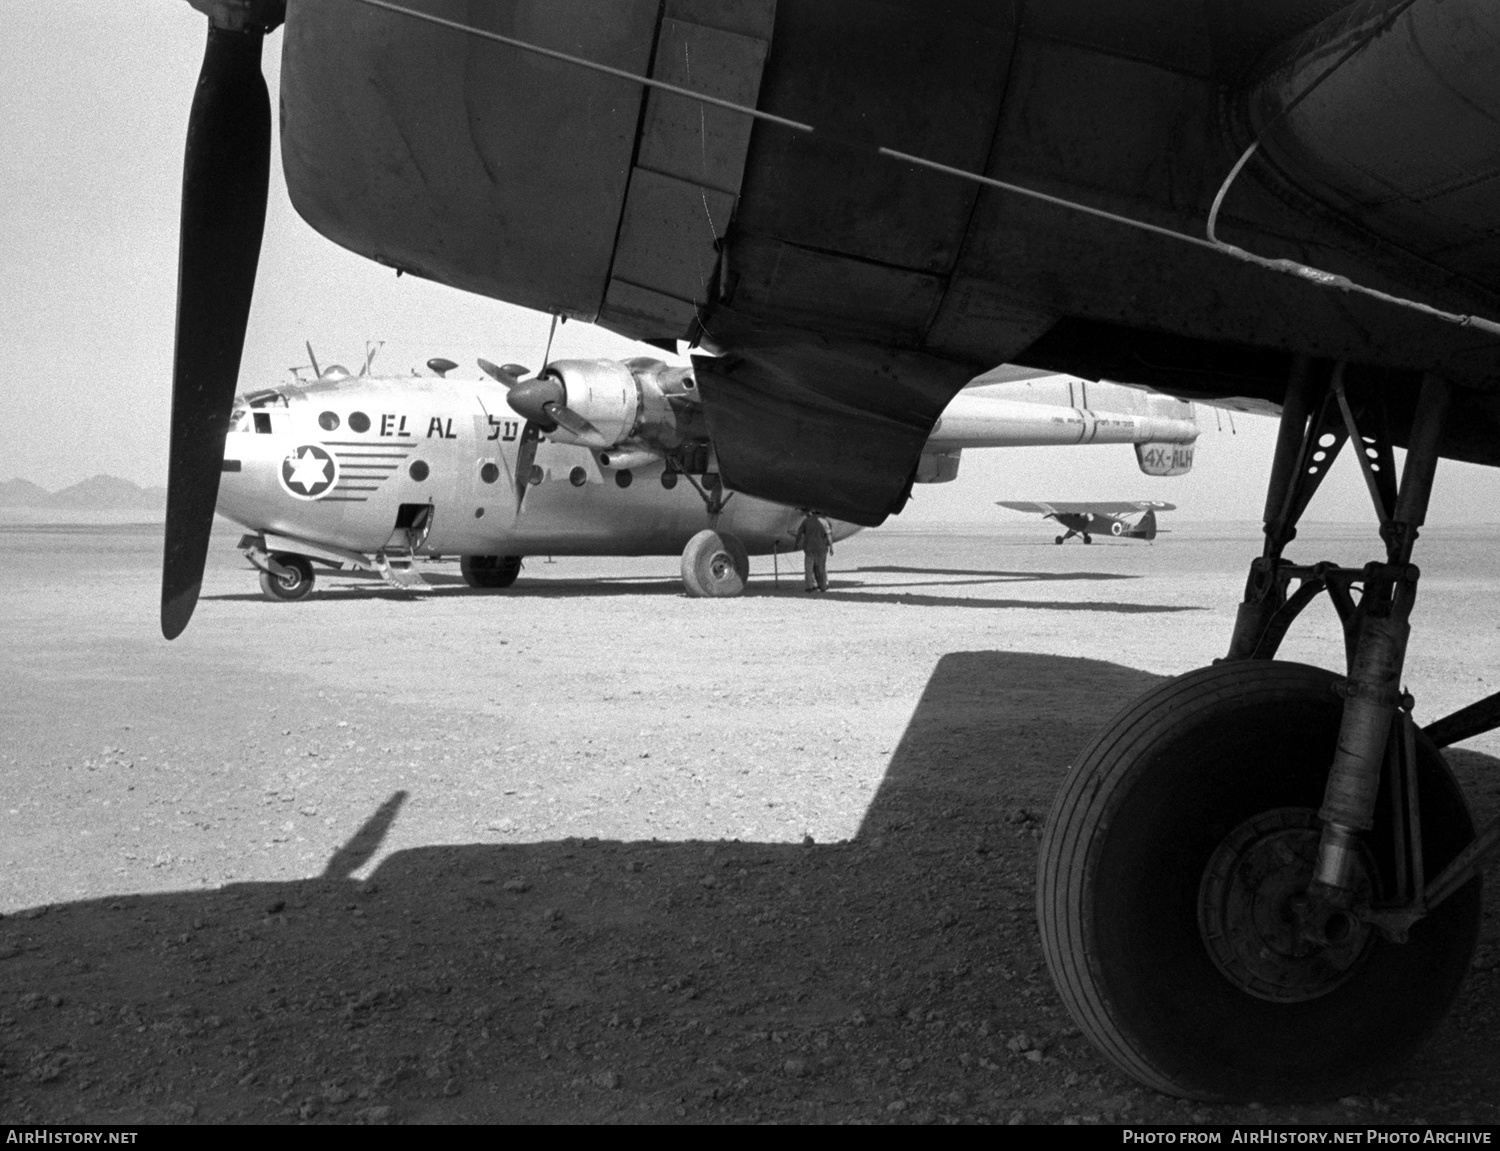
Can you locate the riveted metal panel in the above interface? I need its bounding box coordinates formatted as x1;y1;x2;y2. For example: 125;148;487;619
280;0;657;319
735;0;1017;274
608;169;735;310
637;18;769;195
728;236;945;346
600;279;701;338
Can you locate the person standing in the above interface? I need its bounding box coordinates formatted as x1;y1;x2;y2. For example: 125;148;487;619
794;509;831;592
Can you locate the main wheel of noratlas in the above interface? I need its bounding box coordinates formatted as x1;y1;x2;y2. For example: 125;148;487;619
258;553;315;601
460;555;522;589
681;529;749;598
1037;661;1480;1102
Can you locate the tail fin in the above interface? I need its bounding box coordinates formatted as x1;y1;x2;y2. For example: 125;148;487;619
1135;442;1194;476
1129;508;1159;540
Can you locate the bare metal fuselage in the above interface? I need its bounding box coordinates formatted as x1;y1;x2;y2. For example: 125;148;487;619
217;375;855;560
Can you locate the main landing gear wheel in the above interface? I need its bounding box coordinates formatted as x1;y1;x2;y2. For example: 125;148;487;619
681;529;749;598
461;554;522;589
1055;535;1065;545
1083;533;1093;544
1038;660;1480;1102
258;553;314;601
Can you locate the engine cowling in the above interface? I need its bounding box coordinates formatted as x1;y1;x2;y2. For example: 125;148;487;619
542;359;640;449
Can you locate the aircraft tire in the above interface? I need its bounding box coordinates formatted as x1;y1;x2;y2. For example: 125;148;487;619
681;530;747;598
1055;535;1065;545
461;554;522;590
718;531;750;585
259;554;315;601
1037;661;1480;1102
1083;533;1092;544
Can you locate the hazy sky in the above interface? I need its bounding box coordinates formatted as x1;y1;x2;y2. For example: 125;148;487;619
6;3;1498;525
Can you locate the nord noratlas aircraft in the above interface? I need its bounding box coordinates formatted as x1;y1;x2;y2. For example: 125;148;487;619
218;355;1197;599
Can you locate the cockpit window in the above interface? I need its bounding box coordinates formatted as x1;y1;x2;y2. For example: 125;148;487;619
253;412;272;434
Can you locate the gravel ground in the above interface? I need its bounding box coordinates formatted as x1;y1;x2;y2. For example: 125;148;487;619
1;519;1497;1124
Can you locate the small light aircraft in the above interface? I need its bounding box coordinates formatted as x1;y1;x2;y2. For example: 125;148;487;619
997;500;1175;545
217;357;1198;600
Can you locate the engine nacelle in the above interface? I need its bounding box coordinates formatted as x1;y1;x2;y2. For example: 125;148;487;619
542;359;639;449
543;357;706;454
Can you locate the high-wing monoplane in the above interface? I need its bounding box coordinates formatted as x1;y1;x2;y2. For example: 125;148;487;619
997;500;1173;545
218;357;1197;599
165;0;1500;1103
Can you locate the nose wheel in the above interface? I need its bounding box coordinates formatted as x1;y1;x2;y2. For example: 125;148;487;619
258;552;315;601
1038;660;1480;1102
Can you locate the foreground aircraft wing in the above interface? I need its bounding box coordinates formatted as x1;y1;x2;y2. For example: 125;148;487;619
270;0;1500;537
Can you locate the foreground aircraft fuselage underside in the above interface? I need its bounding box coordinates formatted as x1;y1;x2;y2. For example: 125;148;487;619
167;0;1500;1106
280;0;1500;526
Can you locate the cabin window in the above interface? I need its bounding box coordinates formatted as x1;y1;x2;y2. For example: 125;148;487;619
615;469;633;489
569;467;587;487
660;472;678;490
253;412;272;434
348;411;371;433
318;411;340;431
480;462;500;484
409;460;430;482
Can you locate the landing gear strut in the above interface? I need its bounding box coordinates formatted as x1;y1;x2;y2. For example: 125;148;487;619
1039;361;1496;1101
671;464;748;598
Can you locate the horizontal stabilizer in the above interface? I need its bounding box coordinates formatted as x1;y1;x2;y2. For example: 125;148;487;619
1135;442;1194;476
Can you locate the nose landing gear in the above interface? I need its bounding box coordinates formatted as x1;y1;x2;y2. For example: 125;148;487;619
258;552;315;601
1039;363;1495;1101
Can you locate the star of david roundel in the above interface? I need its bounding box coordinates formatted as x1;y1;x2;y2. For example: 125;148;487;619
279;444;339;500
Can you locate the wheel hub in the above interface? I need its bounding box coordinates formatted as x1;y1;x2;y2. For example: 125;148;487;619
1198;807;1374;1003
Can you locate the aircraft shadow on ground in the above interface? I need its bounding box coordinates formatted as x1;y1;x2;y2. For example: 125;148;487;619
5;654;1495;1123
201;579;689;604
820;590;1204;613
203;568;1174;609
852;566;1137;582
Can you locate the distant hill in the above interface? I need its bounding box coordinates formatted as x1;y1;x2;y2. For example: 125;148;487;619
0;475;166;510
0;478;51;506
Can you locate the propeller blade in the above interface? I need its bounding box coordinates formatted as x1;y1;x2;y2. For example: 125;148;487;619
478;358;527;387
544;401;601;440
305;340;322;379
361;340;383;377
161;19;273;640
514;421;541;514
